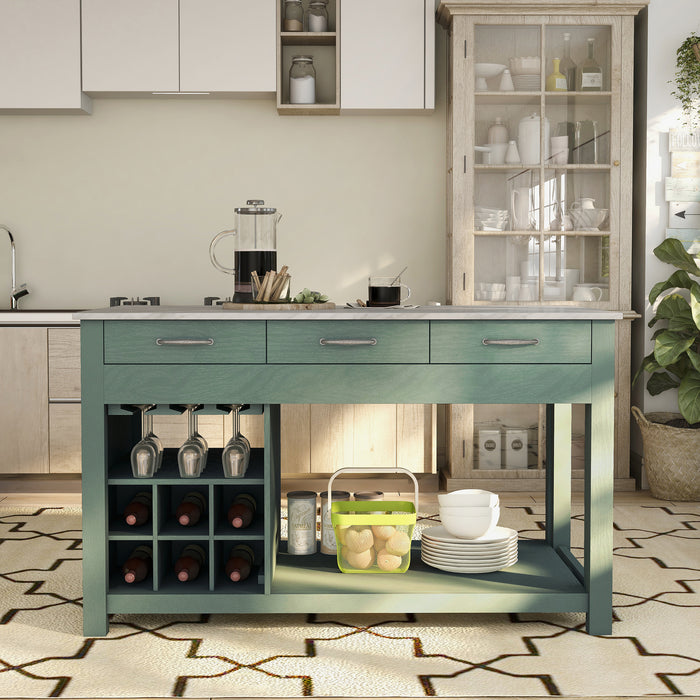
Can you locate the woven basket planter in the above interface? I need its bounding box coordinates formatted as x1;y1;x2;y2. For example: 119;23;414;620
632;406;700;501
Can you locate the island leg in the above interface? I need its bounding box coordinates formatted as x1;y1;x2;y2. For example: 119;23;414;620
545;403;572;551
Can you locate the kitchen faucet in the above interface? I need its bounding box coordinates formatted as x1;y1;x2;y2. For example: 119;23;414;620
2;225;29;310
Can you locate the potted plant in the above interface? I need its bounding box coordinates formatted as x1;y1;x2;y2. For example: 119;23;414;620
632;237;700;500
670;33;700;127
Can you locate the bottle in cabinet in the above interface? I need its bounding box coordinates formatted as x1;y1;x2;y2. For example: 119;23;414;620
578;37;603;91
546;58;567;92
227;493;256;529
224;544;254;582
559;33;577;91
174;544;207;582
122;545;153;584
123;492;151;526
176;491;207;527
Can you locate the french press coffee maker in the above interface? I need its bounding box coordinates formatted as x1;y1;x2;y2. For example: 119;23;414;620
209;199;281;302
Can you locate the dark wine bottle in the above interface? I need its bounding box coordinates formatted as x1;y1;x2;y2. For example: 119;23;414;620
227;493;256;529
123;491;152;526
122;544;153;584
175;491;207;526
224;544;254;582
174;544;207;582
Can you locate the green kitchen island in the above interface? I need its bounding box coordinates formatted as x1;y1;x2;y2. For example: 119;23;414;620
76;305;620;637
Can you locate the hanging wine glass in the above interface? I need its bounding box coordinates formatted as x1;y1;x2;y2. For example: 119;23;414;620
222;404;250;478
130;405;159;478
143;405;163;471
177;405;206;478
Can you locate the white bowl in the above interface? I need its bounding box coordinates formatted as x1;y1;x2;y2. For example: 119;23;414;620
509;56;541;75
475;63;506;90
569;207;608;230
440;505;500;517
440;508;500;539
438;489;499;507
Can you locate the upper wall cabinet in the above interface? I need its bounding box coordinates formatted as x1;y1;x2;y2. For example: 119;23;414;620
0;0;91;112
82;0;276;94
340;0;434;112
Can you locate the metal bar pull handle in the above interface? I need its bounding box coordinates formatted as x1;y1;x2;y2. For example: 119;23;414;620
319;338;378;346
482;338;539;347
155;338;215;346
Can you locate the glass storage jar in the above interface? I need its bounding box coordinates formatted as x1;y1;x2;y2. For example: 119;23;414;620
283;0;303;31
289;55;316;104
307;0;329;32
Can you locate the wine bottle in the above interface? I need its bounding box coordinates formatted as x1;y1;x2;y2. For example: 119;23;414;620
122;544;153;584
174;544;207;582
546;58;567;92
123;491;152;526
559;32;577;92
227;493;256;529
579;37;603;91
175;491;207;527
224;544;255;582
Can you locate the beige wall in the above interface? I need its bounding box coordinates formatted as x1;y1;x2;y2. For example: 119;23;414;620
0;30;447;310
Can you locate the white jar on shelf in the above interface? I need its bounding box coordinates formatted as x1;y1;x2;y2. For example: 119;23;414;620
307;1;329;32
289;55;316;104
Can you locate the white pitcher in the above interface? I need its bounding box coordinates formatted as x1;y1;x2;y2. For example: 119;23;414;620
510;187;532;230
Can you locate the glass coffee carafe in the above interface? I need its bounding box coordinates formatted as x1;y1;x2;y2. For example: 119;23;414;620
209;199;281;302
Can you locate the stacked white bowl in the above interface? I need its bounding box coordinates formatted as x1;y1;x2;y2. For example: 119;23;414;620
437;489;500;539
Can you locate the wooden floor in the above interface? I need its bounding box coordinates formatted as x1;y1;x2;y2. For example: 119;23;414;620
0;475;671;508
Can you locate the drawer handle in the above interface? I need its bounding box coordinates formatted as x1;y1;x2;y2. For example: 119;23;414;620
319;338;378;346
155;338;215;346
482;338;540;347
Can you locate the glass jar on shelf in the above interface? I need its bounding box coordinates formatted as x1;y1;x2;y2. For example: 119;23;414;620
289;55;316;105
283;0;303;31
307;0;329;32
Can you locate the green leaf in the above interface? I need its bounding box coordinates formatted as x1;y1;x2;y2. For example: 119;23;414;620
654;330;696;366
647;371;680;395
653;237;700;276
678;370;700;424
655;293;693;321
667;354;691;379
691;282;700;331
649;270;694;304
687;347;700;373
668;314;699;334
633;352;661;385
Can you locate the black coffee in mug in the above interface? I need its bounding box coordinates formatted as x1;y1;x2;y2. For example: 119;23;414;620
368;283;401;307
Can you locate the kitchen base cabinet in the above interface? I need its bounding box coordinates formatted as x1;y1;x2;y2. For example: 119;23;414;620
79;309;618;638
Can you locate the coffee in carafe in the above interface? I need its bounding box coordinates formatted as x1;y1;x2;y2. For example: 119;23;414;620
210;200;281;302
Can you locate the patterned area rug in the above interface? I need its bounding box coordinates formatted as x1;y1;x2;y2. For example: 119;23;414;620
0;503;698;698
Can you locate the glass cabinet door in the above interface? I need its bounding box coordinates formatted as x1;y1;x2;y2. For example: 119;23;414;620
470;21;616;305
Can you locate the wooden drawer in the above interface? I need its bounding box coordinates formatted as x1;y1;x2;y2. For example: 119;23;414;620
430;320;591;364
103;321;266;364
267;321;430;364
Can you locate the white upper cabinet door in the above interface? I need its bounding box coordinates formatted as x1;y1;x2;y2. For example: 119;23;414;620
180;0;276;92
0;0;90;111
341;0;433;111
81;0;179;92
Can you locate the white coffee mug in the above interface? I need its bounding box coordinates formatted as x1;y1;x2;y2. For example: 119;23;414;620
572;284;602;302
571;197;595;210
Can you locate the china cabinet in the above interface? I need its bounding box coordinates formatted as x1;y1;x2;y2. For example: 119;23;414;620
437;0;647;490
0;0;91;112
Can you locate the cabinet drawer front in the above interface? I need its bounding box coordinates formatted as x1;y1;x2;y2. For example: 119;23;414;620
267;321;430;364
431;321;591;364
104;321;265;364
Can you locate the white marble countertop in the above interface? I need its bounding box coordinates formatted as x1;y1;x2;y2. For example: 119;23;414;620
74;305;625;321
0;310;81;325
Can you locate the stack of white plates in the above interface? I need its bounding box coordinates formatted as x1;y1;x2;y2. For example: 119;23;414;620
421;525;518;573
475;206;509;231
512;75;540;91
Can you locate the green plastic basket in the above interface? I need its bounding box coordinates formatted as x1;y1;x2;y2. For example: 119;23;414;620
329;467;418;574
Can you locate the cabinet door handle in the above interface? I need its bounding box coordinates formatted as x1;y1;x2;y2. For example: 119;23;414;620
319;338;378;346
155;338;215;346
482;338;539;346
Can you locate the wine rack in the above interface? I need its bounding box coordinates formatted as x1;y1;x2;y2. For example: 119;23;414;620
105;404;268;597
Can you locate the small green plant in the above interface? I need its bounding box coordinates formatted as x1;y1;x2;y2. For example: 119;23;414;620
670;34;700;127
634;238;700;426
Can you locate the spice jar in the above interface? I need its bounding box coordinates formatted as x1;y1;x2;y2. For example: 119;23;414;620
320;490;350;554
307;1;329;32
283;0;303;31
289;55;316;105
287;490;317;555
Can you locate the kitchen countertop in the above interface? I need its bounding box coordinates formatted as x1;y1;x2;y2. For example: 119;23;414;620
74;305;625;321
0;310;81;325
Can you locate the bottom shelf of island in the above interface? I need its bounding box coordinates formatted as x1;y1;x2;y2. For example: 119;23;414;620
105;541;587;616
